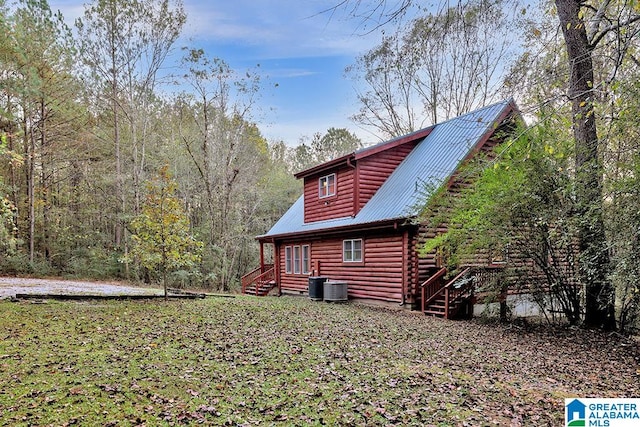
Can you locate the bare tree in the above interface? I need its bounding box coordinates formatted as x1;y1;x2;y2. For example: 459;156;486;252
77;0;185;251
346;0;517;138
178;50;269;291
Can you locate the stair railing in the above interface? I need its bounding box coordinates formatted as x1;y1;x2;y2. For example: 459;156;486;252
442;267;472;319
420;267;447;313
422;265;506;318
254;267;276;296
241;266;275;295
241;266;262;294
421;267;472;317
240;264;275;294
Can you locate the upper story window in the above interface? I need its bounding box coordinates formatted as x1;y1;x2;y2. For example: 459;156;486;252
343;239;363;263
319;173;336;198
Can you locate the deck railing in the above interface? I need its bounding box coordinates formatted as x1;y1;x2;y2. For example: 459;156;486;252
420;267;447;313
241;265;275;295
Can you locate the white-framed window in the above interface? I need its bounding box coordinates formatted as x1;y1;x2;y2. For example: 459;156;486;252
285;246;292;273
490;244;509;265
319;173;336;198
302;245;310;274
293;245;301;274
343;239;363;263
286;244;311;274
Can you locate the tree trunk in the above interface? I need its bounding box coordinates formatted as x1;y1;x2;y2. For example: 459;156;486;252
24;115;36;264
40;98;50;261
106;1;123;249
7;98;19;227
555;0;616;330
163;265;167;301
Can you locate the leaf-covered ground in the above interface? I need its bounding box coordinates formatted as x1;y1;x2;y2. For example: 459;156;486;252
0;296;637;426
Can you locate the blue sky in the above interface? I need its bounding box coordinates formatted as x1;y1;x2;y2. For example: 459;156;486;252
47;0;398;145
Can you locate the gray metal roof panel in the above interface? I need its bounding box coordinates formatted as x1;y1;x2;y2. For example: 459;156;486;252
259;100;513;239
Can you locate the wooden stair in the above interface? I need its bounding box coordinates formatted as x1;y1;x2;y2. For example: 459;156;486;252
241;265;277;296
422;291;473;318
421;267;475;319
243;279;277;296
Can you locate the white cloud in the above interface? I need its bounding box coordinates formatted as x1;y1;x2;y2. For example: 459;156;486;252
183;0;383;59
267;68;319;78
45;0;394;144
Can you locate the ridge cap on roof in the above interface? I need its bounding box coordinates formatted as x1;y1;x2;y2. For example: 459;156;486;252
354;98;513;157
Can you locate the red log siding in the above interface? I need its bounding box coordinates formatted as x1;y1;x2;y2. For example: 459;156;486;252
357;142;417;211
416;224;448;285
406;229;421;304
277;230;411;303
303;166;355;223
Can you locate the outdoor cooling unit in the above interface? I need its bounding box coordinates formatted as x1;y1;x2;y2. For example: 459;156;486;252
308;276;327;301
323;281;348;302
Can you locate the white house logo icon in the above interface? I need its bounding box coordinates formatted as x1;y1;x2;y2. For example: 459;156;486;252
566;399;586;426
565;397;640;426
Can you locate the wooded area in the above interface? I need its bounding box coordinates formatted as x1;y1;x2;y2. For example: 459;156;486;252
1;0;640;332
0;0;362;291
408;0;640;332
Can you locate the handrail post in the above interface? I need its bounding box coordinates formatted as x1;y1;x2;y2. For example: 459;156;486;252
444;287;450;319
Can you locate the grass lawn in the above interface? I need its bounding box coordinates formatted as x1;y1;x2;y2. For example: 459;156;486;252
0;296;637;426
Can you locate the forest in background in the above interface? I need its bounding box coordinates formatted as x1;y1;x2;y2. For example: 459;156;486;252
1;0;640;331
0;0;363;291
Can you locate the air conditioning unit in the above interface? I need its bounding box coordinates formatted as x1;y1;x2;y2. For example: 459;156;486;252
323;281;348;302
308;276;328;301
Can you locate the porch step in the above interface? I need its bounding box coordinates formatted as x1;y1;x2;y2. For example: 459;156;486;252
244;280;277;296
423;293;468;319
241;266;276;296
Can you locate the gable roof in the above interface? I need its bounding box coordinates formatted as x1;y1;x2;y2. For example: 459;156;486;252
259;99;517;240
293;126;434;179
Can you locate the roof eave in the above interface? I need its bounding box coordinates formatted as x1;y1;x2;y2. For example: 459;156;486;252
256;217;416;242
293;125;435;179
354;126;434;160
443;101;519;189
293;153;355;179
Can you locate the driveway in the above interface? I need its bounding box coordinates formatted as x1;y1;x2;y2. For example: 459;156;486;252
0;277;164;298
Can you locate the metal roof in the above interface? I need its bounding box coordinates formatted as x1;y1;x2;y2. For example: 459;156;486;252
260;100;515;239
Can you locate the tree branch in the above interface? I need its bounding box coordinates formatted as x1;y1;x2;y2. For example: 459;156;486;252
589;13;640;49
587;0;613;43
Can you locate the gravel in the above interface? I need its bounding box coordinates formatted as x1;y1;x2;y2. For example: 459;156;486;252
0;277;164;298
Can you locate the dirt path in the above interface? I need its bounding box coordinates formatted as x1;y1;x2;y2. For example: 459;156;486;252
0;277;164;298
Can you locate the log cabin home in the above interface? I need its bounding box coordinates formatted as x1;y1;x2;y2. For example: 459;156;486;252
242;99;521;318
